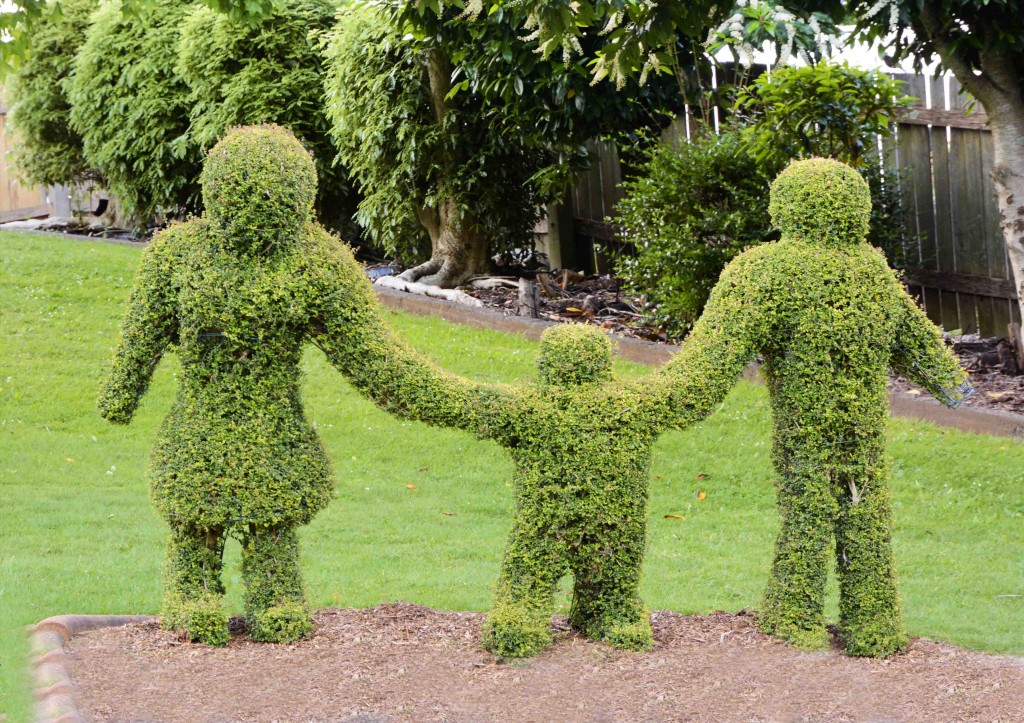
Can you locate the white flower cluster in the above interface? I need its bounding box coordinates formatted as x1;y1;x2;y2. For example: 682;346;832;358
707;0;842;68
862;0;901;36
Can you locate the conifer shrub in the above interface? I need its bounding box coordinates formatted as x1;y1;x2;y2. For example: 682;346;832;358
176;0;357;231
6;0;98;188
653;158;971;656
67;0;201;225
99;124;472;645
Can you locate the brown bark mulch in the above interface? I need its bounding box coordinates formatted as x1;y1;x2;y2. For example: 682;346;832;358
66;603;1024;722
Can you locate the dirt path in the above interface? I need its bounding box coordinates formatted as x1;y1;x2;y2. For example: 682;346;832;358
65;604;1024;722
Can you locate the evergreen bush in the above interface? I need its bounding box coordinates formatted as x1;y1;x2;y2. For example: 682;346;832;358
176;0;357;232
67;0;201;225
6;0;98;188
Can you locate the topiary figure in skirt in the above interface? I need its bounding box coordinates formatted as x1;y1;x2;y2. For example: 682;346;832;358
98;124;469;645
661;157;972;656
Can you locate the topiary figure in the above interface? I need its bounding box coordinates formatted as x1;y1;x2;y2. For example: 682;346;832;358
660;157;972;656
403;323;713;658
98;124;469;645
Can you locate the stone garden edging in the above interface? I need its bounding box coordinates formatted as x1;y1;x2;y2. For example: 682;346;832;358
30;615;156;723
375;285;1024;439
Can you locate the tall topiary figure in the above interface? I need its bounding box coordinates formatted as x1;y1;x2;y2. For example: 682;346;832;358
659;158;972;656
98;125;470;645
401;323;718;658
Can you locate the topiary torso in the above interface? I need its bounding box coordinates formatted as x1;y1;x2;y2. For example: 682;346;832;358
144;220;349;528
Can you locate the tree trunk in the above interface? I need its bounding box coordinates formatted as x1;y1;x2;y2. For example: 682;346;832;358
988;108;1024;323
397;46;492;288
399;199;491;287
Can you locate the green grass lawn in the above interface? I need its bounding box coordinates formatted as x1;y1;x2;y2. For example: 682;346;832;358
2;231;1022;719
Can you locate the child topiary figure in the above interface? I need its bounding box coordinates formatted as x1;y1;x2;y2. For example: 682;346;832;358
405;324;711;658
660;157;972;656
98;124;469;645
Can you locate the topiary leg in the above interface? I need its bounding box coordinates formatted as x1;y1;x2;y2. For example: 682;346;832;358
759;455;839;651
835;452;906;657
240;524;314;643
568;518;652;652
483;516;568;658
161;524;229;646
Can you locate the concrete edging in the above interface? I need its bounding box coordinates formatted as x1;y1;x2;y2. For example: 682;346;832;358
29;615;157;723
375;285;1024;439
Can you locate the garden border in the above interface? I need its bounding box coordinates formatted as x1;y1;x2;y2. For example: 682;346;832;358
29;615;157;723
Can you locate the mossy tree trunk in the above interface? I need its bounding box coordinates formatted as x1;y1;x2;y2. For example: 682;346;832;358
398;46;491;288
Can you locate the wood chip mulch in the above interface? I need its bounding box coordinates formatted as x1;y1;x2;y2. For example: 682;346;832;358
65;604;1024;722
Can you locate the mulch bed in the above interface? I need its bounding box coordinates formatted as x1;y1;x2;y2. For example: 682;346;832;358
66;603;1024;722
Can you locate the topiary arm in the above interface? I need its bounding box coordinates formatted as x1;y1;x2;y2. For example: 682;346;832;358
890;289;972;408
308;237;510;434
97;236;179;424
636;248;773;431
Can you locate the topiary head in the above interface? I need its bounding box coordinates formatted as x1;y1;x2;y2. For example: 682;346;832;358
201;124;317;253
768;158;871;247
537;324;614;387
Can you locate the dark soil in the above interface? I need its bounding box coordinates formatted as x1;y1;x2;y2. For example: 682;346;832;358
66;604;1024;722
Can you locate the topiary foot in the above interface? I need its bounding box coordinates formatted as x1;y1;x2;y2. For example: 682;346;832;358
162;597;229;647
757;614;830;652
841;620;906;658
482;605;553;659
247;601;314;643
593;615;654;652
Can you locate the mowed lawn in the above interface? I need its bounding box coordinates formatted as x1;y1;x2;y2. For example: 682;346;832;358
2;231;1022;719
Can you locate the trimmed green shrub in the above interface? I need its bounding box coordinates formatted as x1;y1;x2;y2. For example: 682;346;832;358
99;125;470;645
734;62;910;169
398;323;725;658
6;0;98;188
67;0;201;225
614;130;776;339
615;62;913;340
176;0;357;231
656;158;971;656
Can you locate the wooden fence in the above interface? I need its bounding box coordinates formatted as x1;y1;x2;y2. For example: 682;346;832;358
0;100;58;223
566;70;1018;337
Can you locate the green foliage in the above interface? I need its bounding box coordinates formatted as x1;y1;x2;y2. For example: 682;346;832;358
659;158;970;655
734;62;911;168
99;125;466;643
176;0;358;231
768;157;872;246
6;0;98;188
200;124;318;254
67;0;202;225
614;131;775;338
403;323;717;657
323;5;554;264
616;63;914;340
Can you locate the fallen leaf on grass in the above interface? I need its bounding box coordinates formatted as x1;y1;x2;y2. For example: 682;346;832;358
697;491;707;501
442;511;456;516
419;467;428;472
406;483;417;490
696;473;707;480
65;457;74;462
663;514;686;521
